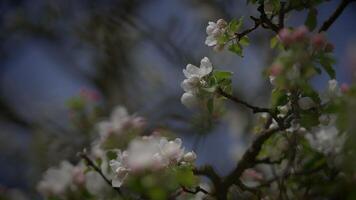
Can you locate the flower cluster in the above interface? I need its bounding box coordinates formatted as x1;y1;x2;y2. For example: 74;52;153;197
205;19;228;51
109;135;196;187
306;123;345;156
278;26;333;52
181;57;213;108
37;161;107;198
96;106;146;148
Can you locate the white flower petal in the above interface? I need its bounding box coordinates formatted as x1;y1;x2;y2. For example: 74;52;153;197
183;64;201;78
181;92;199;108
199;57;213;77
181;77;200;92
205;35;217;46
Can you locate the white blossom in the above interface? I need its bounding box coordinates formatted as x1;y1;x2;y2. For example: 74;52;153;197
183;151;197;163
205;19;227;47
37;161;75;197
181;92;199;108
277;103;291;118
109;136;195;187
181;57;213;108
97;106;145;144
305;125;345;156
322;79;341;103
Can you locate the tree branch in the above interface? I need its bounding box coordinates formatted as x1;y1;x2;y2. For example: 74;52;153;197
318;0;355;33
217;88;271;114
223;126;282;188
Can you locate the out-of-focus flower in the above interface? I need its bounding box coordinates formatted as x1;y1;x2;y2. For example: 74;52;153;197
205;19;227;47
242;169;264;182
291;26;309;42
109;135;196;187
298;97;316;110
97;106;146;145
37;161;75;197
305;125;345;156
340;83;350;93
311;33;326;50
278;28;293;45
323;79;341;102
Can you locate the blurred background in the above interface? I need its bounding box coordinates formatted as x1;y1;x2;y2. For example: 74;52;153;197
0;0;355;199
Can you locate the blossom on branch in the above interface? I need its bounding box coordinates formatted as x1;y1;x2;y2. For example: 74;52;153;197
109;135;196;187
181;57;213;108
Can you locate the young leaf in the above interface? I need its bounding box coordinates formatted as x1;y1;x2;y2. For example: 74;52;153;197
270;36;279;49
207;98;214;114
319;55;336;79
228;17;243;34
228;43;243;57
239;36;250;46
213;70;233;81
305;8;318;31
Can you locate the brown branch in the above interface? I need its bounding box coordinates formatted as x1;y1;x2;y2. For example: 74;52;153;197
278;1;286;29
181;186;209;195
257;4;280;33
223;126;282;188
318;0;355;33
78;152;123;196
217;88;271;114
255;156;285;165
235;16;261;40
193;165;221;186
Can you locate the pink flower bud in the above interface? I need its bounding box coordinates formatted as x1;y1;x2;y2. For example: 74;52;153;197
340;83;350;93
278;28;293;45
72;167;86;186
242;169;264;181
324;42;334;53
291;26;309;41
269;63;283;76
216;19;227;28
311;33;326;50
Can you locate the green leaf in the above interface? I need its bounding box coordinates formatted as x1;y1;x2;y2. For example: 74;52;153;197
207;98;214;114
300;111;320;128
175;166;197;187
228;43;243;57
319;55;336;79
228;17;243;34
305;8;318;31
271;89;288;107
270;36;279;49
217;33;229;44
239;36;250;46
270;0;281;12
213;70;233;81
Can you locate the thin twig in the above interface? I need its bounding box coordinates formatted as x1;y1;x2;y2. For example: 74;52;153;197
78;152;123;196
318;0;355;33
217;88;270;114
181;186;209;195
